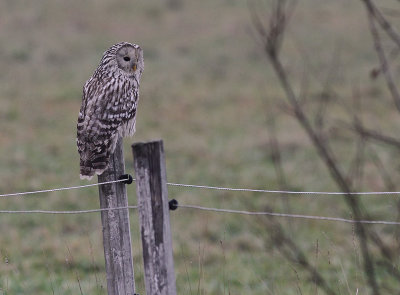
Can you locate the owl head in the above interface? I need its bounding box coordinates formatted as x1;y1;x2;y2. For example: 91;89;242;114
100;42;144;80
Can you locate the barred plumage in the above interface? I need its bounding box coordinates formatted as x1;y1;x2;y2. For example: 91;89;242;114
77;42;144;180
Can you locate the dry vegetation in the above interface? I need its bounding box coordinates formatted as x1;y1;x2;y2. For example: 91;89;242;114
1;0;400;294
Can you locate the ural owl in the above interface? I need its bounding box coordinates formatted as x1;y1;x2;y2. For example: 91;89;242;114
77;42;144;180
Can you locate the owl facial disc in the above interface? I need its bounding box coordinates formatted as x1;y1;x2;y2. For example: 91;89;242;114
116;44;140;75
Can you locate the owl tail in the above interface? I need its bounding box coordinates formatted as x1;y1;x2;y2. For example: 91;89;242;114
79;145;110;180
79;153;109;180
78;132;120;180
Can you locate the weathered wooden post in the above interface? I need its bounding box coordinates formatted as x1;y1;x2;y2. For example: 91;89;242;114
132;140;177;295
98;137;136;295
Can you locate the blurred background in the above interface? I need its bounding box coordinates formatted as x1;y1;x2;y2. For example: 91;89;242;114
1;0;400;294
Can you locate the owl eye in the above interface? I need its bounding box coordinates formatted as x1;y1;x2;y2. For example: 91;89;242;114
123;56;130;62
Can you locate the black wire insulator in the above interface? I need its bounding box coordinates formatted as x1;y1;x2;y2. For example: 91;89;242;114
169;199;179;211
118;174;133;184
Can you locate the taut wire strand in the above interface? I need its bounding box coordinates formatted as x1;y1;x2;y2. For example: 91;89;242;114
0;178;128;198
178;205;400;225
3;178;400;198
166;182;400;196
0;203;399;225
0;206;138;214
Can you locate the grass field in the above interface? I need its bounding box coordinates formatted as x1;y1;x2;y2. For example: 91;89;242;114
1;0;400;294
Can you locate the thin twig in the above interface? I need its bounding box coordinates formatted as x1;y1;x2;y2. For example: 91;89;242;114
338;120;400;149
362;0;400;49
367;10;400;112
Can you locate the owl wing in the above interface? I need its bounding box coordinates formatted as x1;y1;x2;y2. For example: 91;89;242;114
77;76;138;179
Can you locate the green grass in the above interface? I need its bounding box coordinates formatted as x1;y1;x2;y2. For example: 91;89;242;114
1;0;400;294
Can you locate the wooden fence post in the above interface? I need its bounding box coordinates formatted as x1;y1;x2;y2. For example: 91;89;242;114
98;137;136;295
132;140;177;295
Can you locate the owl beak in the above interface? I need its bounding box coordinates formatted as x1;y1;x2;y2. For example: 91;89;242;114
132;63;137;72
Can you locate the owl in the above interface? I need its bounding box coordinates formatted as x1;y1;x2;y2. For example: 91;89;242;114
77;42;144;180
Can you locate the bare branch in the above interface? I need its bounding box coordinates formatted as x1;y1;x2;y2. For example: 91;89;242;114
362;0;400;49
249;0;296;59
252;2;381;293
370;47;400;79
367;10;400;112
339;120;400;149
270;50;382;295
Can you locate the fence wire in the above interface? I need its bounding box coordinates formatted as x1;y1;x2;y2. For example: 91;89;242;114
167;182;400;196
0;203;398;226
0;178;128;198
0;206;138;215
178;205;400;225
1;178;400;225
2;178;400;198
